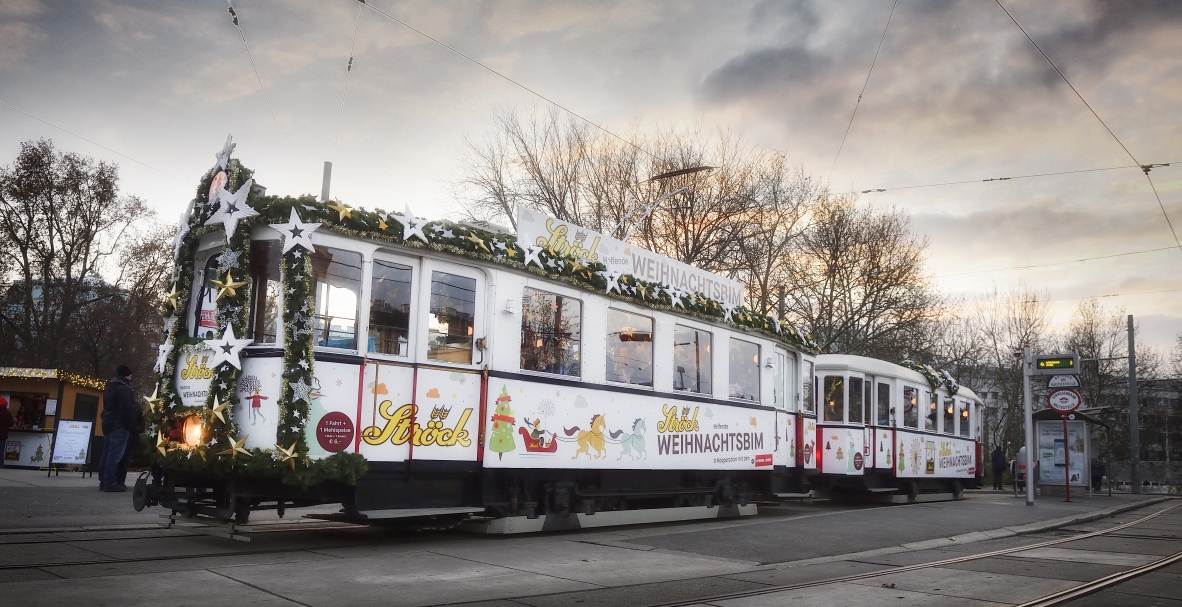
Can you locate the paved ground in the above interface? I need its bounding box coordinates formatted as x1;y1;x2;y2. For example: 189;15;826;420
1;468;1177;606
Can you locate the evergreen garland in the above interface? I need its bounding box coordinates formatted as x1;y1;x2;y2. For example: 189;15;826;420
900;360;960;395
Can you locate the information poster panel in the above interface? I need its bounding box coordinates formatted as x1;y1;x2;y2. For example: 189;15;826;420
51;420;94;466
1037;420;1087;486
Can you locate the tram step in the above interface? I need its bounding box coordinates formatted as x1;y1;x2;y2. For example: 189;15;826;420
354;506;487;520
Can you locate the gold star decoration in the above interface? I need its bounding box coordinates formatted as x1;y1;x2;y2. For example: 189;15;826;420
507;247;517;258
568;260;589;277
378;217;388;231
274;442;299;470
164;287;183;311
465;233;489;252
218;435;252;460
210;395;229;424
328;202;353;220
210;270;248;300
156;432;169;456
144;386;164;413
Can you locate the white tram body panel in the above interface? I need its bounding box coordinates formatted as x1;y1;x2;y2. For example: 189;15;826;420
813;355;984;492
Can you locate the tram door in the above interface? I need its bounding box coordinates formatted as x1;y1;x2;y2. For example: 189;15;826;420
773;348;796;467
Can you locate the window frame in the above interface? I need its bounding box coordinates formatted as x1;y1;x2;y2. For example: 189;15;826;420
727;338;761;404
605;307;655;388
419;260;484;367
848;375;864;424
519;286;583;378
902;385;919;429
309;245;365;353
823;375;845;423
672;323;713;396
366;252;419;359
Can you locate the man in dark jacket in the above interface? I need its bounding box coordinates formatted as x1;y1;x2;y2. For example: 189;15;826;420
0;397;13;467
98;365;138;492
991;446;1007;490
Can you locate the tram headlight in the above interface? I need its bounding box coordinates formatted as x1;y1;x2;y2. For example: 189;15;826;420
182;415;204;447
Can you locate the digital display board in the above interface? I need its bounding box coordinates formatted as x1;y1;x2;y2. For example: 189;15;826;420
1033;354;1078;376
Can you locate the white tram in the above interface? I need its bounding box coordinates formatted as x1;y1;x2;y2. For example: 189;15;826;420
142;143;980;529
808;355;985;497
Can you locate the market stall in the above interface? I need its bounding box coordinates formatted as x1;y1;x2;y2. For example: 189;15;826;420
0;368;106;469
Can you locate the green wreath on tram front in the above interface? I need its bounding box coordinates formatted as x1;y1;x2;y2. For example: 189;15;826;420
900;360;960;395
147;138;818;489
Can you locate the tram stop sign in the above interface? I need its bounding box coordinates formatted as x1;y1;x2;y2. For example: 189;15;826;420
1047;388;1082;414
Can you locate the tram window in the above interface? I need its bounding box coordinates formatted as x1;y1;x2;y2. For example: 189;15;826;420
427;271;477;363
673;325;711;394
877;382;891;426
943;398;955;435
728;339;760;402
848;377;863;423
822;376;844;422
310;247;362;350
193;254;221;339
773;350;795;410
925;391;938;432
959;401;970;436
803;360;814;412
246;240;281;344
606;309;653;386
520;287;582;376
903;386;918;428
368;259;413;356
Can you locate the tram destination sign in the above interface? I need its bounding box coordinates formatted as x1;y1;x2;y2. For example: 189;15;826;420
1047;388;1082;414
517;208;746;307
1032;354;1078;376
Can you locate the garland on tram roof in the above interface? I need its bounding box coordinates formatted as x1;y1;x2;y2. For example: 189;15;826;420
900;360;960;395
148;136;816;489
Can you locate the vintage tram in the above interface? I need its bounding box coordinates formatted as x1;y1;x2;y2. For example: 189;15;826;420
138;139;982;531
139;139;823;530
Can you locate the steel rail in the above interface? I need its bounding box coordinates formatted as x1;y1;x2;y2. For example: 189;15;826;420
647;501;1181;607
1015;549;1182;607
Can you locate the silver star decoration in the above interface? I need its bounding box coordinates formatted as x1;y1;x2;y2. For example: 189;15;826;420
544;256;565;272
269;207;321;254
172;210;190;258
394;205;430;243
213;134;236;173
206;178;258;238
153;342;172;374
440;229;454;239
203;324;253;370
289;379;312;403
668;288;685;309
297;359;310;370
721;302;738;321
431;224;447;235
599;270;624;294
522;245;545;269
491;239;507;251
162;314;178;334
217;249;242;272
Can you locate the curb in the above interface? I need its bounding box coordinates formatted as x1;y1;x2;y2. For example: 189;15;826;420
750;495;1178;569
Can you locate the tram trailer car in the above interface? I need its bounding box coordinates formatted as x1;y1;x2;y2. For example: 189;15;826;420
140;163;820;528
809;355;985;498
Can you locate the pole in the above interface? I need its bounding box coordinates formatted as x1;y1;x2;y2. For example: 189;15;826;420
1128;315;1140;494
320;161;333;202
1063;414;1071;502
1023;344;1035;505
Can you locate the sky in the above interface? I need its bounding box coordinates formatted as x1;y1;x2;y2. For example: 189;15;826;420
2;0;1180;351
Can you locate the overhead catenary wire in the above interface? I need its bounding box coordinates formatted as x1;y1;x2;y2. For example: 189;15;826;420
860;162;1176;194
356;0;655;161
331;0;364;165
829;0;898;181
935;245;1178;278
993;0;1182;254
0;100;189;184
225;0;305;191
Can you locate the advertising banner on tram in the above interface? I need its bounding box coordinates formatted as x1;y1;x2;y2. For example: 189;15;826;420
482;378;775;470
516;208;746;307
894;430;976;479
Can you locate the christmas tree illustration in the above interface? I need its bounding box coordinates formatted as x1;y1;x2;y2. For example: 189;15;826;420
489;386;517;459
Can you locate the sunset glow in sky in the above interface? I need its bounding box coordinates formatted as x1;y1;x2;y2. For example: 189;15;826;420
3;1;1180;348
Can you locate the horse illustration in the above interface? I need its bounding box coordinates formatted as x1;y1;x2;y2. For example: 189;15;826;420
610;418;647;461
564;414;607;459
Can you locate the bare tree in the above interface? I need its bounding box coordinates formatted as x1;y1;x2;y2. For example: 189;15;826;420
973;283;1051;451
0;139;144;371
783;194;942;359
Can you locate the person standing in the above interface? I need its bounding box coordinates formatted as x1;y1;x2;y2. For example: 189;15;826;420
991;445;1006;490
0;397;13;467
98;365;138;492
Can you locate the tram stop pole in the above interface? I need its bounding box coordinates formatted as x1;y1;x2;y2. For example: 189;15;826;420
1023;345;1035;506
1128;315;1140;494
1062;412;1071;502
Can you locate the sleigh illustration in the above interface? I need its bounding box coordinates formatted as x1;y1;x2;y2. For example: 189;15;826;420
517;427;559;453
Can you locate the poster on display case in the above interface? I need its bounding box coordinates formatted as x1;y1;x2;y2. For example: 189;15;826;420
1037;420;1087;486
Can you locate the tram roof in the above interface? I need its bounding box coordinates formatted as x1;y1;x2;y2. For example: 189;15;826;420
815;354;982;403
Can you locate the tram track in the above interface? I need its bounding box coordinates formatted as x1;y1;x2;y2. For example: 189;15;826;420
642;500;1182;607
